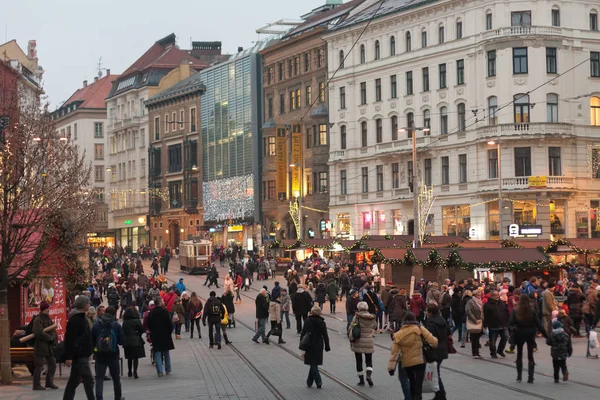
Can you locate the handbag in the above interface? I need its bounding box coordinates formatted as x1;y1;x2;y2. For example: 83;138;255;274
466;319;482;334
272;324;282;337
420;328;437;363
172;313;180;323
299;332;312;351
447;335;457;354
350;317;361;341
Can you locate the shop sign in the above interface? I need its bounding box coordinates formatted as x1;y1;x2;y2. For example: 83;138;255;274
508;224;520;237
276;128;287;200
508;224;542;237
227;225;243;232
21;277;67;341
124;219;133;225
86;232;98;237
307;228;315;238
290;124;302;194
528;176;547;188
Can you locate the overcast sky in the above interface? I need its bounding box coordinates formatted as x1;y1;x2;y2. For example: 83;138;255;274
1;0;326;108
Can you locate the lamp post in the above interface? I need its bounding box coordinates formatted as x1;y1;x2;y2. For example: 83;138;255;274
488;140;505;240
399;126;430;248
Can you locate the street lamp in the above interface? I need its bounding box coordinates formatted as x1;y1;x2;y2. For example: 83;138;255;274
488;140;506;240
399;126;430;248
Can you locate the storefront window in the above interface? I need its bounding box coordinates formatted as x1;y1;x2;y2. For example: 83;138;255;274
549;200;565;235
488;201;499;239
513;200;536;225
442;205;470;237
591;200;600;238
393;210;403;234
337;213;350;236
576;211;589;238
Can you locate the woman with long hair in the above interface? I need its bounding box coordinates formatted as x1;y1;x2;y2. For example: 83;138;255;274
509;294;547;383
187;292;203;339
465;289;484;358
123;307;146;378
348;301;377;386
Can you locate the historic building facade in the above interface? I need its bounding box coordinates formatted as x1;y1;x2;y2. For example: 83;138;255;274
325;0;600;240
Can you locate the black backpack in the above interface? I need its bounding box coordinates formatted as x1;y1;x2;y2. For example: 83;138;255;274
211;301;221;316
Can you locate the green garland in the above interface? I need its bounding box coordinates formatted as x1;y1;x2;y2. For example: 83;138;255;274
501;239;523;249
425;249;446;268
543;238;598;254
444;242;462;249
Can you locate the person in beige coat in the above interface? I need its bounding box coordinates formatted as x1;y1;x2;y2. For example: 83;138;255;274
542;280;558;337
388;311;438;400
348;301;377;386
266;295;286;344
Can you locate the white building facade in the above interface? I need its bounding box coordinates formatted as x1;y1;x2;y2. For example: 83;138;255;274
325;0;600;240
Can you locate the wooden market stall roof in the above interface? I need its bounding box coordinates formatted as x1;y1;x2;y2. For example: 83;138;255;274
456;248;548;263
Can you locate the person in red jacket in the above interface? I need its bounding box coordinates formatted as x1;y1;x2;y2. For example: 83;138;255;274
409;292;426;322
162;287;177;313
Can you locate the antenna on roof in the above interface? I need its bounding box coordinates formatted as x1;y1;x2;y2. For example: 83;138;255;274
97;57;107;78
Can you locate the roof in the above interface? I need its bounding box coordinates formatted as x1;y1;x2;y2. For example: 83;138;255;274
145;72;205;107
63;74;118;109
457;248;547;264
284;0;367;39
120;33;207;79
333;0;436;31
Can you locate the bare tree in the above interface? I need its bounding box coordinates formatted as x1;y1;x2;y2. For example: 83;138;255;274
0;76;98;384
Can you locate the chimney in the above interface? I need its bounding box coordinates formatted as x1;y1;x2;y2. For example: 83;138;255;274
237;46;243;52
179;59;191;80
83;80;88;88
94;76;99;82
106;69;110;76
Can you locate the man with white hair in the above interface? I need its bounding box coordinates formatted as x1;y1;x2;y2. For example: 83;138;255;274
252;288;270;344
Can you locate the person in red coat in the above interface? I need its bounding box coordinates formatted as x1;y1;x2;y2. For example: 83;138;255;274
409;292;425;322
162;287;177;313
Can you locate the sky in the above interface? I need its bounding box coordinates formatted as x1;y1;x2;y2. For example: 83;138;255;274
1;0;327;108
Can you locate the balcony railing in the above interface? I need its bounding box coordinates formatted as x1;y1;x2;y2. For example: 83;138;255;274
482;25;562;40
477;122;573;138
479;176;575;190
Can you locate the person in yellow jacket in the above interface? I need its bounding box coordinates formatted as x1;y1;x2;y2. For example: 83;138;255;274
219;298;232;345
388;312;438;400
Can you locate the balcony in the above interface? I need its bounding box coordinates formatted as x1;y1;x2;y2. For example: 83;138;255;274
112;207;137;217
477;122;573;139
478;176;575;190
481;25;562;40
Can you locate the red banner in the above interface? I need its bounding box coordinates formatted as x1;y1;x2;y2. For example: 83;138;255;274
21;276;67;341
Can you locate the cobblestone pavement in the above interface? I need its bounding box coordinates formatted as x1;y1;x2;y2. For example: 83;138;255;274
5;260;600;399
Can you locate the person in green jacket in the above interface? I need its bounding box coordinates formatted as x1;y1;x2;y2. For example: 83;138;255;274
327;279;339;314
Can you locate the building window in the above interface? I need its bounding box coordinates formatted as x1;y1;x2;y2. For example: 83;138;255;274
294;57;300;76
374;40;380;60
307;127;312;149
488;148;498;178
405;32;412;52
361;121;368;147
391;115;398;140
306;85;312;106
514;147;532;176
140;158;146;178
340;170;347;195
305;53;311;72
438;25;445;43
423;109;431;129
73;123;77;140
361;167;369;193
279;93;285;114
591;11;598;31
168;181;182;209
456;59;465;85
592;96;600;125
442;205;470;237
511;11;532;26
190;107;196;131
406;112;415;138
360;44;366;64
268;136;276;156
549;147;562;176
456;20;463;39
168;144;182;173
376;118;383;143
392;163;399;189
421;30;427;48
375;78;382;101
513;48;528;74
546;48;557;74
319;81;325;103
360;82;367;104
488;96;498;125
406;71;413;95
439;63;447;88
339;86;345;109
547;93;559;122
340;125;347;149
94;165;104;182
154;117;160;140
318;124;327;145
376;165;384;191
267;97;273;118
440;106;448;134
441;156;449;185
94;122;103;138
457;103;466;131
318;172;328;193
339;50;344;69
487;50;496;77
591;52;600;77
278;62;283;80
317;48;323;68
424;158;432;186
390;74;397;98
407;161;413;189
164;114;169;134
265;180;275;200
422;67;429;91
552;8;560;27
390;36;396;56
306;173;313;195
514;93;530;122
486;12;493;30
94;144;104;160
459;154;467;183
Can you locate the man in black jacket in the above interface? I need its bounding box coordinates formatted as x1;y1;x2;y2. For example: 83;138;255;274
91;306;125;400
63;295;95;400
32;301;58;390
252;289;270;344
424;304;450;400
202;291;225;349
291;286;313;334
483;290;509;358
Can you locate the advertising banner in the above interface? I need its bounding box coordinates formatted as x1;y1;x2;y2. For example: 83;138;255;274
22;276;67;341
291;124;302;195
276;128;287;200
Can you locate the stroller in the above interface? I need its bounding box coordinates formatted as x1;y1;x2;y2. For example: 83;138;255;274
147;331;164;365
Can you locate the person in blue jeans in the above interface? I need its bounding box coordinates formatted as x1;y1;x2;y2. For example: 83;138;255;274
147;297;175;377
91;306;125;400
252;288;270;344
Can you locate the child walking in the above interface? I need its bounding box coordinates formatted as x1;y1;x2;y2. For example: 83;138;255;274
546;320;572;383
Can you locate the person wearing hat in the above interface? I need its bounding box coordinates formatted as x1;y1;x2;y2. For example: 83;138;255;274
301;306;330;388
546;320;572;383
32;301;58;390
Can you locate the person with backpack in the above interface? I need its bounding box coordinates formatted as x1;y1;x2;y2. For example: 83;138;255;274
91;306;125;400
202;291;225;349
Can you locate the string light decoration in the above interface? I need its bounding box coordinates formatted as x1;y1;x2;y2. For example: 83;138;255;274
501;240;523;249
444;242;462;249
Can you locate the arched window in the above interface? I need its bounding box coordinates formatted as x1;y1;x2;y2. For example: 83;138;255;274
423;109;431;130
390;36;396;56
488;96;498;125
361;121;368;147
374;40;380;60
339;50;345;69
551;7;561;27
440;106;448;134
456;19;463;39
591;96;600;126
406;32;412;52
591;10;598;31
391;115;398;140
486;11;493;30
514;94;530;123
340;125;347;149
457;103;466;131
376;118;383;143
421;29;428;48
360;44;366;64
438;25;445;44
406;112;415;138
547;93;559;122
